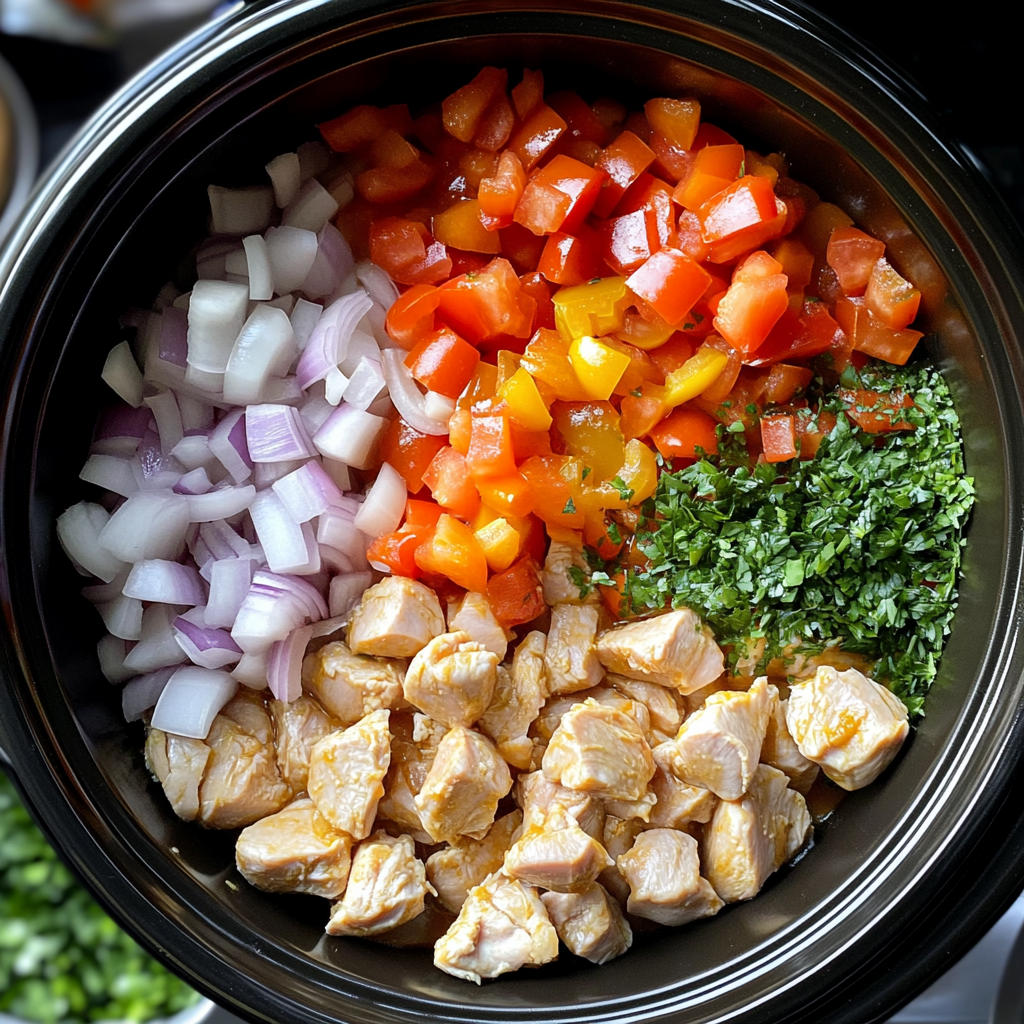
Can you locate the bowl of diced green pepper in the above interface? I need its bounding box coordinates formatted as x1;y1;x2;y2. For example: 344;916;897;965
0;771;210;1024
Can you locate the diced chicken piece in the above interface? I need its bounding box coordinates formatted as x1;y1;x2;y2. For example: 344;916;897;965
648;767;717;830
542;541;598;606
326;831;432;937
786;666;909;791
308;709;391;840
347;576;445;658
703;764;812;903
235;797;352;899
448;592;509;660
302;640;404;726
541;882;632;964
598;816;644;904
270;695;336;793
375;712;439;843
414;726;512;843
683;676;732;714
434;872;559;984
542;698;655;802
608;674;685;744
761;698;819;794
602;789;658;823
654;676;776;800
403;631;498;728
527;686;605;768
595;608;724;693
503;807;613;893
478;631;549;769
145;728;210;822
199;693;293;829
617;828;723;926
426;810;523;914
545;604;604;695
516;770;606;840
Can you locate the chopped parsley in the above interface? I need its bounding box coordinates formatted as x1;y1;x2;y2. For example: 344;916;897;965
609;476;634;503
562;496;577;515
622;362;974;717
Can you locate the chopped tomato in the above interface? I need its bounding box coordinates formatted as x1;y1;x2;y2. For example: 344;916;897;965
466;412;517;479
760;413;798;462
714;250;790;355
405;327;481;399
436;257;533;343
415;513;489;593
537;227;604;286
749;300;844;366
486;555;546;626
355;158;435;204
826;226;886;295
593;130;656;217
839;388;915;433
519;271;555;330
421;445;481;518
620;383;669;440
513;155;607;236
864;257;922;329
377;418;447;492
369;217;452;286
478;150;527;231
384;284;440;349
672;143;745;212
442;67;508;144
626;248;713;328
643;97;700;150
834;296;923;365
367;530;423;577
650;407;719;461
509;103;567;171
548;90;608;148
762;363;813;405
318;104;412;151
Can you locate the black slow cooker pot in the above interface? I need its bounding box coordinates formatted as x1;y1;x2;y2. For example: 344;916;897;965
3;1;1024;1022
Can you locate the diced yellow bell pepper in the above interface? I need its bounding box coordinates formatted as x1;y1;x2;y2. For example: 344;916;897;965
554;276;631;342
568;336;632;401
473;517;521;572
497;366;552;431
663;346;730;409
431;199;502;254
618;438;658;505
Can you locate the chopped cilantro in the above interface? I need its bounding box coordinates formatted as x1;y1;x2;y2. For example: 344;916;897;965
567;564;592;599
622;361;974;718
607;521;623;545
610;476;634;503
582;466;593;481
630;387;643;398
562;496;577;515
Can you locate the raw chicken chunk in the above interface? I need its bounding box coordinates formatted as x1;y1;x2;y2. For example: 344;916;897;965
478;631;549;769
617;828;723;926
786;666;909;791
648;767;717;830
541;882;632;964
302;640;404;726
414;726;512;843
448;592;509;660
654;676;776;800
544;604;604;695
325;831;432;937
542;698;655;802
598;816;644;904
595;608;725;693
434;872;559;984
516;770;606;840
145;728;210;822
703;764;812;903
503;807;613;893
608;674;685;744
426;810;523;914
308;709;391;840
270;695;336;793
402;631;498;728
235;797;352;899
375;712;441;843
761;698;819;794
347;576;445;658
541;541;598;606
198;693;292;829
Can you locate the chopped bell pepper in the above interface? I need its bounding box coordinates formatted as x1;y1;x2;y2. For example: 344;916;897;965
414;513;489;593
474;516;522;572
626;248;713;328
663;344;730;408
497;366;553;431
553;275;631;342
406;327;481;399
568;336;632;401
432;199;501;254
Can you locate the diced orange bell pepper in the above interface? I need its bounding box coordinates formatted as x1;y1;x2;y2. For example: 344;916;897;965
699;175;784;262
864;257;921;329
421;446;481;518
593;130;656;218
405;327;481;400
486;555;546;626
616;438;659;505
826;226;886;296
377;418;448;492
695;335;742;403
367;530;423;577
442;67;508;144
650;407;719;461
384;284;440;350
432;199;501;254
548;90;609;147
509;103;568;172
414;513;489;593
714;250;790;355
521;328;591;401
478;150;528;231
447;407;472;454
519;455;585;529
466;412;517;479
583;511;625;561
761;413;798;462
672;143;745;211
771;236;815;294
318;104;412;152
369;130;420;169
551;401;626;481
621;382;669;440
626;248;713;328
475;472;535;519
643;97;701;150
513;155;607;236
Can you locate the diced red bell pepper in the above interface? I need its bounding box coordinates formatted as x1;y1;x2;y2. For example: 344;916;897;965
405;327;482;399
593;130;656;218
760;413;798;462
436;257;534;343
714;250;790;355
513;155;607;236
864;257;921;329
466;412;517;480
442;67;509;144
644;97;700;150
676;209;711;263
537;227;604;286
626;248;713;328
509;103;567;171
421;446;481;518
617;174;678;251
519;271;555;331
478;150;527;231
598;207;655;275
318;104;412;151
699;175;785;263
794;408;838;458
385;284;441;350
673;144;745;212
369;217;452;286
415;513;489;593
650;406;719;461
486;555;546;626
497;221;546;273
518;455;585;529
748;300;845;366
826;226;886;296
377;418;448;493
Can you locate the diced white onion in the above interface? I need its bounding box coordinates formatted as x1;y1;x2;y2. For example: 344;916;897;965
186;483;256;523
353;462;406;539
187;279;250;374
291;299;323;351
102;341;144;408
329;572;373;618
151;665;238;739
282;178;339;234
242;234;274;301
249;490;320;574
264;224;319;296
266;152;301;208
122;667;178;723
57;502;129;582
97;633;134;684
208;184;274;236
312;404;387;469
344;357;386;412
205;556;256;628
380;348;449;436
97;594;144;641
223;304;296;405
98;490;190;563
123;603;188;673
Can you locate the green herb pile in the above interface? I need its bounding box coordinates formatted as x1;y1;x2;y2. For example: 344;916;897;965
614;361;974;717
0;771;200;1024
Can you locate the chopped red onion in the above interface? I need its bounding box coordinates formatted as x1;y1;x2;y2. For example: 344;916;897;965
178;394;215;432
92;404;153;456
232;651;269;689
282;178;339;234
424;390;457;423
144;390;184;453
169;432;214;473
123;559;207;605
338;328;381;377
253;457;306;489
80;455;138;498
355;260;400;309
316;507;369;569
205;556;256;628
296;290;373;390
380;348;449;436
249;490;320;574
261;377;304;405
298;389;335;436
266;152;301;207
329;571;373;618
124;603;188;674
208;184;274;236
231;586;308;654
266;622;315;701
312;403;386;470
353;462;406;539
102;341;144;408
122;666;178;723
319;457;351;493
264;224;319;295
324;367;350;406
272;460;343;523
199;519;251;560
223;304;296;405
209;407;252;483
242;234;274;301
56;503;126;582
253;569;329;620
344;357;386;412
186;279;249;374
173;467;213;495
174;616;244;670
245;404;315;463
151;665;238;739
82;571;130;605
291;298;323;351
97;633;134;685
186;482;256;522
301;222;354;300
97;594;144;641
98;489;190;562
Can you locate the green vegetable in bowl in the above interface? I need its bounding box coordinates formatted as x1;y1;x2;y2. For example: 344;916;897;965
0;772;200;1024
